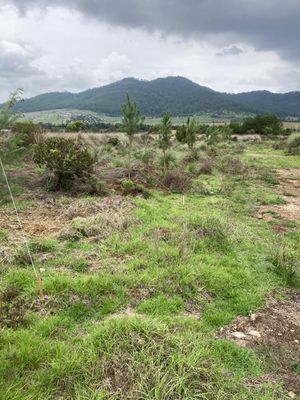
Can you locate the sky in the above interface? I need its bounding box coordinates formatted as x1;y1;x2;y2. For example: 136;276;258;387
0;0;300;101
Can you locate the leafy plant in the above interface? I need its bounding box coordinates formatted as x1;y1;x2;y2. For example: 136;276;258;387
287;132;300;154
34;137;96;189
66;120;86;132
158;151;177;170
0;89;23;131
176;117;197;150
12;120;43;145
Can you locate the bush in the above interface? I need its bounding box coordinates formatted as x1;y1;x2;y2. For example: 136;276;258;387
217;156;246;175
34;137;96;189
160;171;192;193
66;120;86;132
240;114;282;135
287;133;300;154
12;120;43;145
269;244;300;285
198;158;214;175
158;151;177;170
121;179;150;197
85;176;108;196
105;136;120;147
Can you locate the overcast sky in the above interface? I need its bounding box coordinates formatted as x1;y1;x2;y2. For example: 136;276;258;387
0;0;300;101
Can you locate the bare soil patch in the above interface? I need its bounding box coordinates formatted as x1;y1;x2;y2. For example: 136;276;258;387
217;290;300;395
257;168;300;222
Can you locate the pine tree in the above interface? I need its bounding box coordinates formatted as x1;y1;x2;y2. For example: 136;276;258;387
176;117;197;150
158;112;172;171
121;95;144;167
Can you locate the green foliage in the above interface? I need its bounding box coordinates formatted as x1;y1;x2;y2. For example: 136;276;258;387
158;112;172;152
269;244;300;285
65;120;86;132
287;132;300;154
0;89;23;131
86;176;109;196
176;117;197;149
12;120;42;145
121;95;144;142
33;137;96;188
158;112;173;171
158;151;177;170
12;77;300;118
121;178;150;197
231;114;283;135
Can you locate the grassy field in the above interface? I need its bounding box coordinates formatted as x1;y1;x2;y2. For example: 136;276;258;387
0;135;299;399
20;109;256;126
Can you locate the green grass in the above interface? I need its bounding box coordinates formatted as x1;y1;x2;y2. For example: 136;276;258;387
0;137;299;399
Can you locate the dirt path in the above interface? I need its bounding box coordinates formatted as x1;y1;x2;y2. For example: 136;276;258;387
257;168;300;222
217;290;300;395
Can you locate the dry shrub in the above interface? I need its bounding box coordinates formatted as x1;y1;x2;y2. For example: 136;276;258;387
198;158;214;175
160;171;192;193
217;156;247;175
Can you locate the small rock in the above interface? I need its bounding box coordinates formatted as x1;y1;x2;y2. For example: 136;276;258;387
250;313;256;322
288;391;296;399
278;333;283;336
294;340;299;344
248;330;261;338
231;331;247;339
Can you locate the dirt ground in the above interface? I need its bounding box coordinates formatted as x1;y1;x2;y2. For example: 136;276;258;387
257;168;300;222
0;195;135;238
217;290;300;395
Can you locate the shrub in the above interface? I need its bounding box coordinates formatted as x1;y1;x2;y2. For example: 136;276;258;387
198;158;214;175
12;120;43;145
85;176;108;196
134;149;155;167
34;137;96;189
160;171;191;193
241;114;282;135
287;132;300;154
66;120;86;132
0;89;22;131
121;179;150;197
158;151;177;170
176;117;197;149
105;136;120;147
217;156;246;175
269;244;300;285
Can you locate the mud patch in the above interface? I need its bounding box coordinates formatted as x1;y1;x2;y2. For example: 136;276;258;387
217;290;300;394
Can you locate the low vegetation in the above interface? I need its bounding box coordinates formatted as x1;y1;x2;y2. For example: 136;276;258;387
0;94;300;399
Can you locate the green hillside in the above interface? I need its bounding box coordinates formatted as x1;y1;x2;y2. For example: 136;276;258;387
12;76;300;117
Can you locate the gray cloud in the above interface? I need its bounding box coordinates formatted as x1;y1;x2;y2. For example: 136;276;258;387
4;0;300;63
0;40;44;78
216;45;244;57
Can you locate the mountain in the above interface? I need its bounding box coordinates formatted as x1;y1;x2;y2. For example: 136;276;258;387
12;76;300;117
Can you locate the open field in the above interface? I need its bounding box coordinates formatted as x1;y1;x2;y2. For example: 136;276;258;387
0;134;300;399
21;109;256;126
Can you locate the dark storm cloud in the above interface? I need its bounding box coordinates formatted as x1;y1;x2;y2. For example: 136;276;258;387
5;0;300;62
